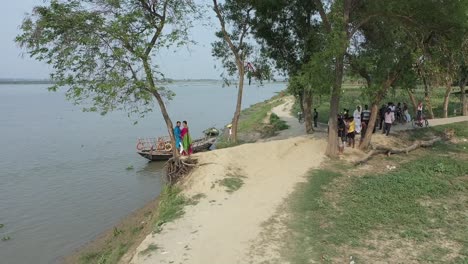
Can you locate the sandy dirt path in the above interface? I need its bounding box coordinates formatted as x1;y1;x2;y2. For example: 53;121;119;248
127;98;327;264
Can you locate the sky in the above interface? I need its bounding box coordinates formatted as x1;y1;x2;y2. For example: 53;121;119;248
0;0;222;80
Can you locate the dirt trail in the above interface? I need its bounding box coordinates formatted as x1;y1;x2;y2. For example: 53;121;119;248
127;98;327;264
392;116;468;132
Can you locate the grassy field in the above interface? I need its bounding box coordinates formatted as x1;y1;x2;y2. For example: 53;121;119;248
292;84;466;124
281;122;468;263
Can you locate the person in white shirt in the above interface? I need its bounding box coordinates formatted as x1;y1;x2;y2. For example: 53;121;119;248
353;106;362;134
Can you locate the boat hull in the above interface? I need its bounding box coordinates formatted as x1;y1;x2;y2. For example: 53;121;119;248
137;137;216;162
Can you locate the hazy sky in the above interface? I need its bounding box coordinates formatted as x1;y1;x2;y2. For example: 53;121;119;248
0;0;222;80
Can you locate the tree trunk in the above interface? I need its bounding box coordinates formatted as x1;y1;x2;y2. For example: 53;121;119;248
151;91;177;156
461;79;467;116
407;89;417;113
303;90;314;134
325;55;344;157
142;59;177;156
231;65;245;143
442;81;452;118
422;75;435;119
359;69;400;150
359;103;379;150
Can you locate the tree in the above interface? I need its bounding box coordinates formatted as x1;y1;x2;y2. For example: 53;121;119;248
212;0;269;143
16;0;197;155
251;0;324;134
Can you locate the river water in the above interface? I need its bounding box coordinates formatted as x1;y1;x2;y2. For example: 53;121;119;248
0;81;285;264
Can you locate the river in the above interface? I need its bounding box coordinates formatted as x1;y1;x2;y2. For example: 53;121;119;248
0;81;285;264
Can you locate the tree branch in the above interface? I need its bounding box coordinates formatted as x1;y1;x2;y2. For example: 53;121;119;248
314;0;331;32
144;0;168;57
213;0;241;64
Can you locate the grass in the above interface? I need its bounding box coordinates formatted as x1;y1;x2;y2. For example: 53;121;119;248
216;92;289;148
282;135;468;263
219;177;244;193
269;113;289;131
138;243;159;256
218;170;246;193
153;186;187;233
238;96;284;133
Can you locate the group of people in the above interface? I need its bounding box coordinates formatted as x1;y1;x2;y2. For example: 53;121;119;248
336;101;423;154
337;105;372;153
173;121;192;156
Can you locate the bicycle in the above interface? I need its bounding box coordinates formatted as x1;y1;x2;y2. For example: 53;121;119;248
412;115;429;128
298;112;304;124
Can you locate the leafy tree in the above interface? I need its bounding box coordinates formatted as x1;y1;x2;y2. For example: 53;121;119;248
212;0;270;143
16;0;198;154
251;0;324;134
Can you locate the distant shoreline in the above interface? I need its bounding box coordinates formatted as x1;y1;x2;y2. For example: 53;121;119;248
0;79;287;85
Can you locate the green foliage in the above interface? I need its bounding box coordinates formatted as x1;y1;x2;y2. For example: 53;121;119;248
212;0;270;85
269;113;289;131
16;0;198;118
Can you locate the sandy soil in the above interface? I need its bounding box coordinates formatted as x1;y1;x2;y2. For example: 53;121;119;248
126;97;327;264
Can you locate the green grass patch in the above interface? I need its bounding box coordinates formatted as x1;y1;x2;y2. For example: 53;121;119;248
269;113;289;131
238;98;284;133
80;243;129;264
138;243;159;256
219;176;245;193
154;186;187;233
283;146;468;263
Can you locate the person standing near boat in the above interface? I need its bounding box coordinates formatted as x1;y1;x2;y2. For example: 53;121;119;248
174;121;182;153
181;121;193;156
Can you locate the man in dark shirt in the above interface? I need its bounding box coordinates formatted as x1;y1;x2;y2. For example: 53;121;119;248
360;105;371;141
379;104;387;130
313;108;318;128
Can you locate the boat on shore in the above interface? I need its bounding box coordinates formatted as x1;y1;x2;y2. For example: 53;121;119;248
136;128;219;161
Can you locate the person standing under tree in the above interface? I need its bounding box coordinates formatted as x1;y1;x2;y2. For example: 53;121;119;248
347;116;356;148
379;104;387;130
181;121;193;156
383;108;395;136
417;101;423;123
313;108;318;128
174;121;182;152
353;106;362;134
360;105;371;143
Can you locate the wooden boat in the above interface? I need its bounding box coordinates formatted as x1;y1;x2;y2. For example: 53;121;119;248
136;128;219;162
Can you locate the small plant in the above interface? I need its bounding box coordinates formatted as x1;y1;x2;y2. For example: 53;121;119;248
187;193;207;205
153;186;187;233
113;227;123;237
219;177;244;193
126;165;134;170
0;224;4;228
269;113;289;131
2;236;11;241
139;243;159;256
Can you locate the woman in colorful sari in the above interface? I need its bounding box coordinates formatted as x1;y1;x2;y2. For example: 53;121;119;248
180;120;192;156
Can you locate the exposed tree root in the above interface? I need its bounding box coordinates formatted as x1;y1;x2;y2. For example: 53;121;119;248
354;137;442;166
164;157;198;184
